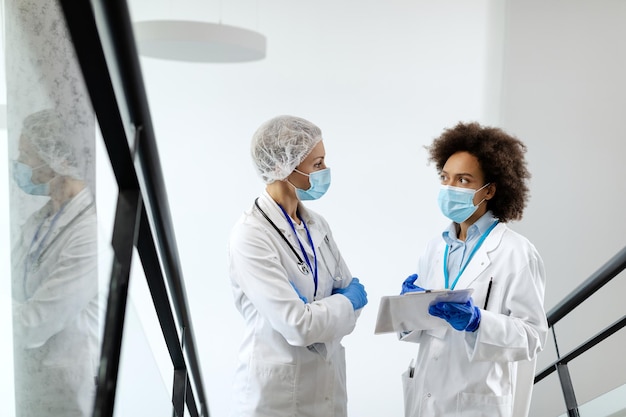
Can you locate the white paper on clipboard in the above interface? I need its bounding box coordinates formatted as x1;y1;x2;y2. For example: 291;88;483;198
374;288;474;334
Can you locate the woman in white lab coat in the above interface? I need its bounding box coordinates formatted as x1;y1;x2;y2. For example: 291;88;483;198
228;115;368;417
11;109;99;417
399;122;548;417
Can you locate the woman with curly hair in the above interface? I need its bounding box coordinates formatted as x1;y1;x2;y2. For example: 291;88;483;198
398;122;548;417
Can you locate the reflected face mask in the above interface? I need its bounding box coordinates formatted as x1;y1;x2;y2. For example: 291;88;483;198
437;183;489;223
11;160;51;196
294;168;331;201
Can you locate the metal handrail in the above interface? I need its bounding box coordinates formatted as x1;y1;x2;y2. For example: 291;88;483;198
535;315;626;384
534;245;626;382
546;246;626;327
533;246;626;417
84;5;209;410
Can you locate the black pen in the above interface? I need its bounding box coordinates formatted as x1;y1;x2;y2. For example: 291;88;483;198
483;277;493;310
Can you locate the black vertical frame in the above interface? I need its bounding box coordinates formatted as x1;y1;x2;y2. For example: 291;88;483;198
556;363;580;417
93;190;143;417
57;0;210;415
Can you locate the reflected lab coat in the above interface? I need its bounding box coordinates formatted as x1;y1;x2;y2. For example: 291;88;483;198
228;191;360;417
11;188;99;417
401;222;548;417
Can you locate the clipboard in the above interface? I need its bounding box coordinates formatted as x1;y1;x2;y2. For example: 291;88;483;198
374;288;474;334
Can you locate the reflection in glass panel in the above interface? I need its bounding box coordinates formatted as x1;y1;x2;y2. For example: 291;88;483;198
10;109;99;417
6;0;99;416
1;130;16;414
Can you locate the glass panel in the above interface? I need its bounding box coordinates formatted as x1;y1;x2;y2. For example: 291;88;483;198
566;328;626;415
113;248;173;417
536;273;626;417
5;1;99;415
535;326;560;380
0;17;8;415
530;328;626;417
529;372;567;417
0;95;111;417
1;128;16;415
570;384;626;417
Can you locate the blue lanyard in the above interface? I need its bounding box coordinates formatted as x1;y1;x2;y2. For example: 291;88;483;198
278;205;318;297
24;204;67;281
444;220;499;290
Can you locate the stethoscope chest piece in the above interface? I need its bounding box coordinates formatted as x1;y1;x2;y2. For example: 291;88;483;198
254;197;315;280
298;262;310;275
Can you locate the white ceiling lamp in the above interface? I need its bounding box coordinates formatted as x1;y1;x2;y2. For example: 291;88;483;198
133;19;266;63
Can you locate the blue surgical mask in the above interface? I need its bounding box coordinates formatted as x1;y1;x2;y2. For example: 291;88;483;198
438;183;490;223
11;160;51;196
293;168;331;201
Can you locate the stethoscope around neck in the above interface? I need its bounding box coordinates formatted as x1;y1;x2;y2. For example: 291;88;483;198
23;200;95;295
254;197;317;293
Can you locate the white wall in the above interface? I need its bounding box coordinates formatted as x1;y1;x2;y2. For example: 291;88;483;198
499;1;626;415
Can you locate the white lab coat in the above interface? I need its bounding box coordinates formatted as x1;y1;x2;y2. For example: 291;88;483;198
401;222;548;417
228;191;360;417
11;188;99;417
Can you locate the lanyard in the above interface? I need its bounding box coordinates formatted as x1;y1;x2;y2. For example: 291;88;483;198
22;200;95;293
277;204;318;297
25;206;66;269
254;198;319;296
23;203;68;291
444;220;498;290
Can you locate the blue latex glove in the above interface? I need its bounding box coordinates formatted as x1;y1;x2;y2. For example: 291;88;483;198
290;282;308;304
428;298;481;332
332;277;368;310
401;273;425;295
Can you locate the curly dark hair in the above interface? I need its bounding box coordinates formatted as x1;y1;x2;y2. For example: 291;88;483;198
426;121;530;223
